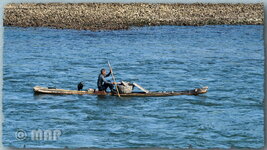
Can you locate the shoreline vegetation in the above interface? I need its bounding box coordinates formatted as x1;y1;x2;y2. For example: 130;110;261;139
4;3;263;31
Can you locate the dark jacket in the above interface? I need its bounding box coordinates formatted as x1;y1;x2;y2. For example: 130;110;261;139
97;71;111;88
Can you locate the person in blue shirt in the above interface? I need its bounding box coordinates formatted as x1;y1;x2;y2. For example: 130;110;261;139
97;68;116;92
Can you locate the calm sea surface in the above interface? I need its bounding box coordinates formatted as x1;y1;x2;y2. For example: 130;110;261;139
3;25;264;148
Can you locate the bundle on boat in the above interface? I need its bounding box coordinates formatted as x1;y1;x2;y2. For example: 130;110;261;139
33;83;208;97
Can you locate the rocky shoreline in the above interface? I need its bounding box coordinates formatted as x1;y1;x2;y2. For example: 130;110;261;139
4;3;264;31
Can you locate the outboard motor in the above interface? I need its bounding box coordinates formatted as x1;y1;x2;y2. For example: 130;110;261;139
77;82;84;91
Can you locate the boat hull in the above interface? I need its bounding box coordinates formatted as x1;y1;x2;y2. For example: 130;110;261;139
33;86;208;97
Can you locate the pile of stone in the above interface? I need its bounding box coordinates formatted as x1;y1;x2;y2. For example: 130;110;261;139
4;3;263;30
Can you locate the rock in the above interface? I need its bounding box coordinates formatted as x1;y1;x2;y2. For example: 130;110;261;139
3;3;263;31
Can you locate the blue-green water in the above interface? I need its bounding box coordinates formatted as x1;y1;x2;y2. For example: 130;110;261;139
3;25;264;148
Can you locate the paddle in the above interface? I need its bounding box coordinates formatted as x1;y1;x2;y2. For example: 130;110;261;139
108;61;121;97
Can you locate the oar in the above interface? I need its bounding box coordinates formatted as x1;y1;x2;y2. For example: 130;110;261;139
108;61;121;97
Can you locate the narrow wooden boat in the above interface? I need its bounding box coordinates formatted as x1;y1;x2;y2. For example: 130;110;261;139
33;86;208;97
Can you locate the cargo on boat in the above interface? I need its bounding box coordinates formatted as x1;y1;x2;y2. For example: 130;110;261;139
33;86;208;97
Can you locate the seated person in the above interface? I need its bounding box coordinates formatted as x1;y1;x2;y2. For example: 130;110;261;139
97;69;116;92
